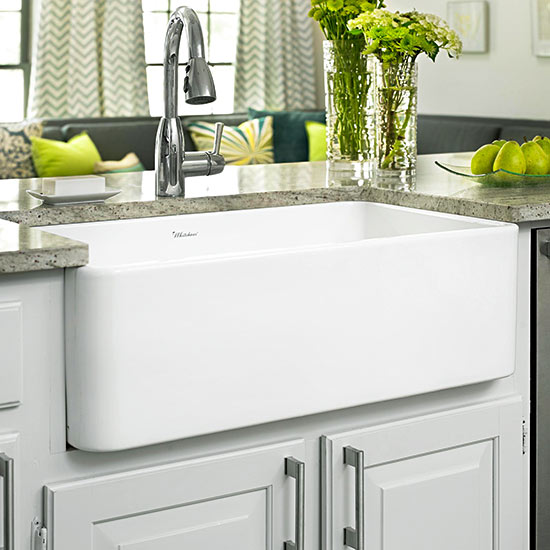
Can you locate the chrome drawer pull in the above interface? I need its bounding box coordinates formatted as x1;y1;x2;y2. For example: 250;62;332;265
0;453;14;550
344;446;364;550
285;457;305;550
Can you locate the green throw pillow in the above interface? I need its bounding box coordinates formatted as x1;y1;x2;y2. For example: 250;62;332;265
188;116;274;165
248;108;326;163
30;132;102;178
305;121;327;161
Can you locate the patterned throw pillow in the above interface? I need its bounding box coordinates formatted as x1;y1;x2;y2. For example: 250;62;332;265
0;121;43;179
188;116;274;166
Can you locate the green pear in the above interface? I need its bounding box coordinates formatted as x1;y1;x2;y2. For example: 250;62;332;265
534;136;550;161
492;140;507;149
493;141;526;174
522;141;550;174
471;144;501;175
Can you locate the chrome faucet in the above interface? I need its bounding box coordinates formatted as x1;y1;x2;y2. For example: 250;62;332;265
155;6;225;197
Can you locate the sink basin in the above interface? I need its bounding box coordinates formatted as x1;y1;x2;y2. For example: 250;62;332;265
41;201;518;452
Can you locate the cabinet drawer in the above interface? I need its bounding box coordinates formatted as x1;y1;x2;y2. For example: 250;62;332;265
0;302;22;408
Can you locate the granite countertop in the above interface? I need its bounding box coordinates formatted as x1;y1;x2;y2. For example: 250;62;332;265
2;152;550;273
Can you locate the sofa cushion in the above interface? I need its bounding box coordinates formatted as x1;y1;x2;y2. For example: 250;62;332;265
30;132;102;178
499;125;550;143
417;118;501;154
248;109;326;163
62;121;158;170
0;121;42;179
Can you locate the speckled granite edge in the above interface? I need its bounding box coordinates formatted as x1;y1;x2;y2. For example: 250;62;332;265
0;186;527;227
0;220;88;274
0;246;88;273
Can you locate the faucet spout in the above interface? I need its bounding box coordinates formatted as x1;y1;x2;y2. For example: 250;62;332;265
155;6;224;197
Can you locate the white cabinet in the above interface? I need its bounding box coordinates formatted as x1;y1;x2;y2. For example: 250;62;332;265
42;398;523;550
0;300;22;408
45;439;305;550
322;397;522;550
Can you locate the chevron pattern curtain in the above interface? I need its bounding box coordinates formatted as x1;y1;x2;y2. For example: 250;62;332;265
29;0;150;118
234;0;317;112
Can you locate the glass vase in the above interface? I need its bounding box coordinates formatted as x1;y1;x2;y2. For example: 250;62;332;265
374;57;418;187
324;39;375;180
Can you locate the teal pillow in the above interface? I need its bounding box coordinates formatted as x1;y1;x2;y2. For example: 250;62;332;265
248;108;326;163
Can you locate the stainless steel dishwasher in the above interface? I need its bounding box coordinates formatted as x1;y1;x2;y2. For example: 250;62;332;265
534;229;550;549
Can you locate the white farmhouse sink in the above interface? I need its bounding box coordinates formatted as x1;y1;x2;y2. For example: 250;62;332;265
41;202;518;452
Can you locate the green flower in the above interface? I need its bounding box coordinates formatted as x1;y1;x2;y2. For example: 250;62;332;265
348;8;463;62
327;0;344;11
308;0;386;40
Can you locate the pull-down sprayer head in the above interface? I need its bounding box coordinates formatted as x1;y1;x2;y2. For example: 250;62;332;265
164;6;216;115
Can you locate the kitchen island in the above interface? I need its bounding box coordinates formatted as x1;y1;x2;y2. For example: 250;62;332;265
0;153;539;550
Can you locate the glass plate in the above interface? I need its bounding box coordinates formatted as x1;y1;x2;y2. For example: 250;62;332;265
435;161;550;187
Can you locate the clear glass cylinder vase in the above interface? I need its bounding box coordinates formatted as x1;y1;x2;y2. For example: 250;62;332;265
324;40;375;179
374;57;418;186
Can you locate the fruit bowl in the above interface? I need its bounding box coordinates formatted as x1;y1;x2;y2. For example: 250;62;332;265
435;161;550;187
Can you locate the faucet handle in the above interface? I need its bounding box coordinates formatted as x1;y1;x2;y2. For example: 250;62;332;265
211;122;224;155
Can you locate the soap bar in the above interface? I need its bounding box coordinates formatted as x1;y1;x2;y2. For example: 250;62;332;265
42;175;106;196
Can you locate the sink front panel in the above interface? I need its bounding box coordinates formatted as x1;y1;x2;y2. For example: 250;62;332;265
46;203;518;451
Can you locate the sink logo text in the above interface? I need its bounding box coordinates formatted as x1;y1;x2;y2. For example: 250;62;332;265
172;230;199;239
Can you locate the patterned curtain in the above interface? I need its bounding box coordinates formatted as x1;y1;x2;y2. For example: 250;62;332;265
29;0;150;118
234;0;317;112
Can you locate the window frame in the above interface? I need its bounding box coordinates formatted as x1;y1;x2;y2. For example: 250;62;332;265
0;0;31;118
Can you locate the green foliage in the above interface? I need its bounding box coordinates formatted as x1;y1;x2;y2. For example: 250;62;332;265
348;9;463;63
308;0;386;40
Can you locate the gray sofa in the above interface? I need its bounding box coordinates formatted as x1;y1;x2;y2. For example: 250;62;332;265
41;113;550;171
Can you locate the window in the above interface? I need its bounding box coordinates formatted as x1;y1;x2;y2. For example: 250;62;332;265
0;0;30;122
142;0;240;116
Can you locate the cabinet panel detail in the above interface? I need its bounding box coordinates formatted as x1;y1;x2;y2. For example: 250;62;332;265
93;491;266;550
0;301;22;408
366;441;493;549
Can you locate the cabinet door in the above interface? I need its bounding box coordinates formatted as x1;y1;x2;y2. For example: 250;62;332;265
45;439;305;550
322;397;522;550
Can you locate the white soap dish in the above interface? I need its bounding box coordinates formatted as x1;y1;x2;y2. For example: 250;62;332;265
27;188;121;206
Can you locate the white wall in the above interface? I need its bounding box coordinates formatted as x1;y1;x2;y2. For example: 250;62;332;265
313;0;550;120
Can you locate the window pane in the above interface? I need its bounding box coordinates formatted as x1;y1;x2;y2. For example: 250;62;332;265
209;13;238;63
0;70;24;122
142;0;168;11
144;12;168;64
210;65;235;114
0;13;20;64
146;65;164;117
210;0;240;12
0;0;22;11
170;0;207;12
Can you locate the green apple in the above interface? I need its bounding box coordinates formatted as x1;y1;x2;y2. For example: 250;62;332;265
521;141;549;174
493;141;526;174
471;144;500;175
